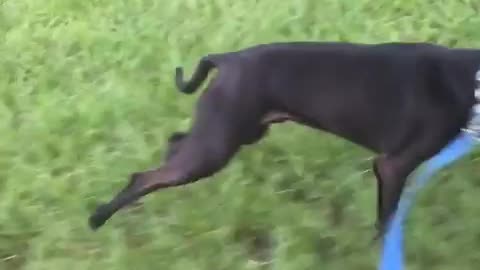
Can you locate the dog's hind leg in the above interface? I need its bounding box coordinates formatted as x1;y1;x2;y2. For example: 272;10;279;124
89;80;266;230
89;130;241;230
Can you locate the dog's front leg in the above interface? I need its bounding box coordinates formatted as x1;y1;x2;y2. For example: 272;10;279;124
373;120;462;239
373;155;415;239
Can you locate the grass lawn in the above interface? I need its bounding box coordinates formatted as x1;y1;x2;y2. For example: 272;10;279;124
2;0;480;269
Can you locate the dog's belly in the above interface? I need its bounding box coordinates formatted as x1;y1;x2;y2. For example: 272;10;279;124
275;92;404;153
298;113;394;153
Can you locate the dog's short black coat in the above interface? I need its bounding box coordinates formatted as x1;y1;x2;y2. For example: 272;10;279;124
88;41;480;238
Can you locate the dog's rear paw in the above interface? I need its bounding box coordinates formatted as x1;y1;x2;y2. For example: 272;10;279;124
88;203;111;231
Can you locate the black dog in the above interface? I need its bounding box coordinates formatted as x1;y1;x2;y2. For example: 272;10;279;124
88;41;480;238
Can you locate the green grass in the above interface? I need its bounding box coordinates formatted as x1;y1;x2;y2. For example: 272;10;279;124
2;0;480;269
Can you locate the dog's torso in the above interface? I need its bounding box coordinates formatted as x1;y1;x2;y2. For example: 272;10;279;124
219;42;480;153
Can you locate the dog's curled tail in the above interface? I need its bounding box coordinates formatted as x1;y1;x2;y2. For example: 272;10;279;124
175;55;220;94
